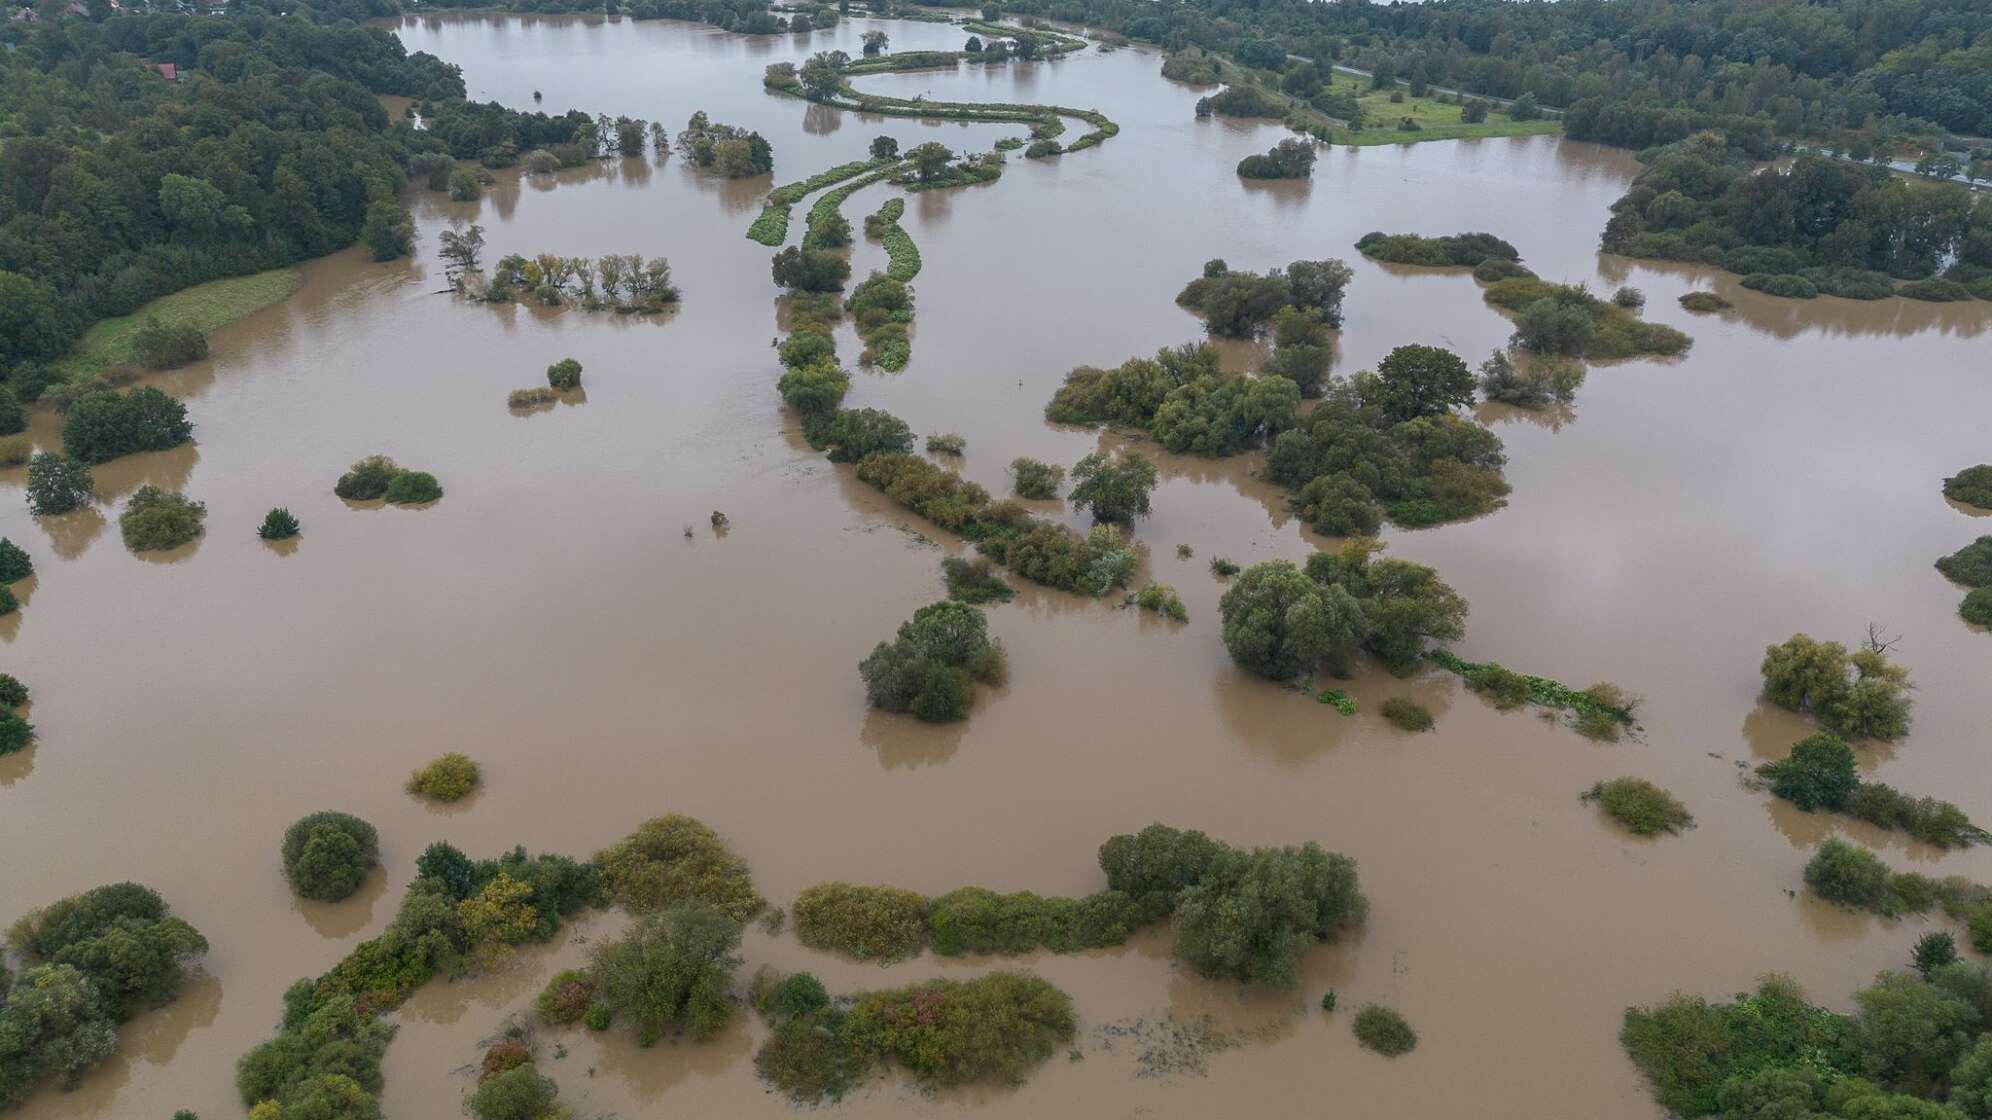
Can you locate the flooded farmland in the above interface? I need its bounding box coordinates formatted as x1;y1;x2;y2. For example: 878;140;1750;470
4;11;1991;1120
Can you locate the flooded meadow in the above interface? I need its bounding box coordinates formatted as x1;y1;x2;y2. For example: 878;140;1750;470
4;12;1991;1120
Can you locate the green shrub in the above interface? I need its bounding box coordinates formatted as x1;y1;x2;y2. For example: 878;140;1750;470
841;972;1075;1088
545;358;582;390
536;968;594;1024
925;432;966;456
1219;559;1367;680
1135;582;1188;622
383;471;442;505
1355;231;1520;267
859;600;1007;723
1098;823;1228;923
0;435;29;467
0;538;32;583
1583;778;1693;835
1900;278;1975;302
257;508;300;541
1380;697;1433;731
118;486;205;552
589;905;740;1045
583;1003;612;1030
1209;557;1240;577
0;711;34;754
406;752;480;801
1678;291;1732;312
757;971;830;1021
792;882;928;962
1760;634;1913;741
1804;837;1899;913
824;408;913;462
1938;538;1992;586
1758;732;1859;811
130;318;208;369
755;1010;855;1103
0;673;27;709
593;815;764;921
508;387;554;408
1172;842;1366;986
334;455;402;500
1741;272;1819;299
26;450;93;514
1352;1004;1417;1056
61;386;193;466
1964;588;1992;627
280;812;379;902
1946;466;1992;510
1473;258;1535;282
1619;975;1849;1117
466;1062;560;1120
942;555;1014;603
1911;931;1957;977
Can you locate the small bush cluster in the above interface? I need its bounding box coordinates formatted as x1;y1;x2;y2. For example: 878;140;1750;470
1380;697;1433;731
846;272;914;370
130;318;208;369
1355;231;1520;268
1759;732;1987;848
1352;1004;1418;1056
1944;466;1992;510
1136;583;1188;622
925;432;965;456
1799;837;1987;918
1236;137;1316;180
61;386;192;464
334;456;443;506
0;673;30;755
1582;778;1694;835
1176;258;1353;338
0;538;34;583
1939;537;1992;629
507;387;555;408
280;811;379;902
1477;350;1582;409
1009;457;1063;499
535;968;594;1024
1221;541;1468;680
545;358;582;390
118;486;206;552
1678;291;1733;312
1760;633;1913;741
942;555;1014;603
474;252;679;312
858;600;1007;723
406;752;481;802
257;508;299;541
1483;275;1691;360
589;904;742;1045
2;884;208;1106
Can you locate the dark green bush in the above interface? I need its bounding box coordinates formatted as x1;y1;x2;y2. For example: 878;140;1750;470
1098;823;1228;923
1912;931;1958;977
0;674;27;710
0;538;29;583
1964;588;1992;627
1380;697;1433;731
1804;837;1898;913
1741;272;1819;299
593;815;763;921
1219;560;1367;680
545;358;582;390
118;486;206;552
942;556;1014;603
1900;278;1975;302
1173;842;1366;986
280;812;380;902
859;600;1007;723
0;388;22;436
1678;291;1732;312
1945;466;1992;510
1009;457;1063;499
1583;778;1693;835
24;452;93;516
758;972;830;1021
824;408;913;463
333;455;402;501
466;1062;560;1120
257;508;300;541
772;246;851;292
1352;1004;1417;1056
1938;537;1992;586
1136;583;1188;622
383;471;442;505
1473;258;1535;283
1758;732;1859;811
61;387;192;464
755;1012;855;1103
793;882;928;961
1356;231;1520;267
588;904;741;1045
406;752;480;801
1760;634;1913;741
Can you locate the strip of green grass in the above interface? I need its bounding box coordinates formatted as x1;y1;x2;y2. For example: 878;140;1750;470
55;267;302;382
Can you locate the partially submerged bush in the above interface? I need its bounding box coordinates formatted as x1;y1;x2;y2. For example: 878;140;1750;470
755;1011;854;1103
1758;732;1859;811
588;904;741;1045
1678;291;1732;312
333;455;400;500
792;882;928;962
859;600;1006;723
258;508;300;541
0;538;34;583
1760;633;1913;741
1173;842;1367;986
1804;837;1898;913
1380;697;1432;731
25;452;93;515
925;433;966;456
61;386;192;463
593;815;764;921
1964;588;1992;627
508;387;555;408
1136;583;1188;622
841;972;1075;1088
118;486;206;552
1945;466;1992;510
1352;1004;1417;1056
280;811;380;902
1583;778;1693;835
535;968;594;1024
1477;350;1582;409
406;752;481;802
1937;537;1992;587
942;556;1014;603
383;471;442;505
545;358;583;390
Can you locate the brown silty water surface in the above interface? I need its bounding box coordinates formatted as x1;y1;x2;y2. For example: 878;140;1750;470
4;13;1992;1120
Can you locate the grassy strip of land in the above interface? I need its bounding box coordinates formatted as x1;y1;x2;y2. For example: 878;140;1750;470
959;20;1089;55
866;198;921;282
54;267;302;382
1427;648;1638;738
805;163;906;246
1331;82;1561;146
749;158;894;246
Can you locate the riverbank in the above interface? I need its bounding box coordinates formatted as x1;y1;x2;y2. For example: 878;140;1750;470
51;267;304;385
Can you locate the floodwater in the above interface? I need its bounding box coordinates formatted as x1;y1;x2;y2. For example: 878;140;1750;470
5;12;1992;1120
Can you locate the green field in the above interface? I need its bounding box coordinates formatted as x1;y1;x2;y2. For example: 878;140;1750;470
55;267;303;382
1322;73;1560;146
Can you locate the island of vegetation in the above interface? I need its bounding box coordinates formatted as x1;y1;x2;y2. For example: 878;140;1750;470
118;486;206;553
1356;231;1521;269
859;601;1007;723
1581;778;1694;836
334;456;444;506
0;674;31;757
1760;632;1914;742
1759;732;1987;849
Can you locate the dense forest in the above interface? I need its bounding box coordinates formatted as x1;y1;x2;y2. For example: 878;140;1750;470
0;6;599;383
993;0;1992;150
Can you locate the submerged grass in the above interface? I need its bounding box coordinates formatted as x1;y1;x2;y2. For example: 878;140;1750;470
1427;649;1638;734
56;267;302;382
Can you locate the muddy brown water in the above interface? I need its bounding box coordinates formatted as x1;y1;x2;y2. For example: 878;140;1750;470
4;13;1991;1119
